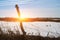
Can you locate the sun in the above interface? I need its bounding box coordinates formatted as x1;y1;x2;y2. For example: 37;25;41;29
19;14;26;20
20;13;29;18
17;13;29;20
20;14;26;18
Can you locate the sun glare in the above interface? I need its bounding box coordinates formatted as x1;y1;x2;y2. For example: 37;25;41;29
19;14;26;20
20;13;29;18
20;14;26;18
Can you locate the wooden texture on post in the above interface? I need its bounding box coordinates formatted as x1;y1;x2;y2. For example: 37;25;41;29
15;4;26;35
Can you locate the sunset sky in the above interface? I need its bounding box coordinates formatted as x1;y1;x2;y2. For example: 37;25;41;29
0;0;60;18
0;0;60;37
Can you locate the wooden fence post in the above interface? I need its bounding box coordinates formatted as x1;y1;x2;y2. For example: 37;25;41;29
15;4;26;35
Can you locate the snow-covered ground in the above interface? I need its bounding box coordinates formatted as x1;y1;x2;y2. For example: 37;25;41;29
0;21;60;38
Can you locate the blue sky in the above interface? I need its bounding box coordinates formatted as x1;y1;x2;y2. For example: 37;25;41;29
0;0;60;37
0;0;60;18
